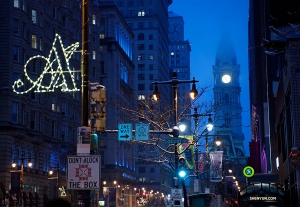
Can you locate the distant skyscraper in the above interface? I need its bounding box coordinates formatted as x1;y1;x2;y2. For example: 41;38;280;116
168;11;192;119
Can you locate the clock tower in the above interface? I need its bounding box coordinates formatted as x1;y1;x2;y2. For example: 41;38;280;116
212;35;246;168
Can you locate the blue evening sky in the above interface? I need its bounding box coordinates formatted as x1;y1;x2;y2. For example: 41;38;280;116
169;0;250;155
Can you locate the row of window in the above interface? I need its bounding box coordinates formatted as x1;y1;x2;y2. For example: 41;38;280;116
138;44;154;50
117;0;153;7
138;166;155;173
138;33;154;41
138;64;154;70
138;74;154;80
137;54;154;60
138;83;153;91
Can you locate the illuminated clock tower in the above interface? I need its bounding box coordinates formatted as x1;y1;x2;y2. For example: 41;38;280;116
212;35;246;167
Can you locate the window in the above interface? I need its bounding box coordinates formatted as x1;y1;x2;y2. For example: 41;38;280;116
149;44;153;50
32;10;37;23
13;46;19;61
149;54;154;60
149;9;153;15
120;63;128;84
52;7;57;19
12;102;18;123
128;23;133;29
138;0;144;6
138;64;145;70
51;120;56;138
118;1;124;7
149;64;153;70
149;34;153;40
92;14;96;24
150;178;155;183
138;94;145;100
92;67;96;78
61;103;66;116
138;44;144;50
149;0;153;5
149;22;153;28
128;10;134;16
138;54;144;60
128;1;134;6
171;51;174;56
138;10;145;16
138;84;145;90
99;34;105;39
32;35;37;48
93;51;96;60
138;22;144;28
62;16;66;27
14;0;19;7
14;19;19;34
138;33;144;40
139;177;146;183
138;167;146;173
100;61;105;74
138;74;145;80
30;110;36;130
149;84;153;90
149;74;153;80
40;37;42;51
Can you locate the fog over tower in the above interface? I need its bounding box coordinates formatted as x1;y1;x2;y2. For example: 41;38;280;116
212;33;247;168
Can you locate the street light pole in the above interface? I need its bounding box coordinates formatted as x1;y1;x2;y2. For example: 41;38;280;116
153;72;199;181
153;72;198;207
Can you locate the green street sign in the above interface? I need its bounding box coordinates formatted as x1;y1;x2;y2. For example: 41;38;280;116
243;166;255;178
166;138;189;144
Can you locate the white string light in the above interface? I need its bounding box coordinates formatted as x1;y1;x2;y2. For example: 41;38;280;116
12;34;81;94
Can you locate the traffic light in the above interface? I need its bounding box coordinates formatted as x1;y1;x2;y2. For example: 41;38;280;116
290;147;300;166
89;82;106;132
178;155;187;178
90;133;98;150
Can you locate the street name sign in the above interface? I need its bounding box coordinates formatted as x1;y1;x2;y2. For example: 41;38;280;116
67;155;101;190
118;124;132;141
166;138;189;144
135;124;149;140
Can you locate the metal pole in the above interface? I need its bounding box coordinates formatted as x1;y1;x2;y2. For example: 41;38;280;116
206;133;209;190
21;158;24;207
173;84;179;181
81;0;89;126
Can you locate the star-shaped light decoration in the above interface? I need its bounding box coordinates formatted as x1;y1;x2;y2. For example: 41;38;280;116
12;34;81;94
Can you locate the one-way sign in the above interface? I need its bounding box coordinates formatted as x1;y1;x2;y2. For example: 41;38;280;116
118;124;132;141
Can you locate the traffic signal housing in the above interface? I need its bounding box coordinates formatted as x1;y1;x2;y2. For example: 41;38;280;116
89;83;106;132
290;147;300;166
178;155;187;178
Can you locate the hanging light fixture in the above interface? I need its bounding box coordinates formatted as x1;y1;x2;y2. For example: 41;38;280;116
189;77;198;99
152;82;160;101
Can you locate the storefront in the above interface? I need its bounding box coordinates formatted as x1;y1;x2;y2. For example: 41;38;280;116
238;183;284;207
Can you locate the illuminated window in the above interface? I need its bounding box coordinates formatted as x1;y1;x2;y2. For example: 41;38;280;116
138;95;145;100
14;0;19;7
32;35;37;48
99;34;105;39
171;51;174;56
138;10;145;16
93;51;96;60
149;54;153;60
32;10;37;23
92;14;96;24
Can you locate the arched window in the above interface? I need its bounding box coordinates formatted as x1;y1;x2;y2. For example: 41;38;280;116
138;33;144;40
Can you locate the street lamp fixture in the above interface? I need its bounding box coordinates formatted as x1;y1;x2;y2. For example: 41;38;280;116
189;78;198;99
152;82;160;101
206;115;213;132
215;137;222;147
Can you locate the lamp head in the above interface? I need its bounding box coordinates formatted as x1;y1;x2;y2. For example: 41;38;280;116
206;116;213;131
189;78;198;99
215;137;221;146
178;123;186;132
12;162;17;168
28;161;33;167
49;170;54;175
152;82;160;101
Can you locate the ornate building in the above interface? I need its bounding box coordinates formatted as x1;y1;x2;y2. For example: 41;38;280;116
212;34;247;194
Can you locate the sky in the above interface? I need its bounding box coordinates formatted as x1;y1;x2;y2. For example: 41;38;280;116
169;0;250;155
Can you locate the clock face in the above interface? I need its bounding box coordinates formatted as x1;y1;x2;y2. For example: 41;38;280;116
222;74;231;83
